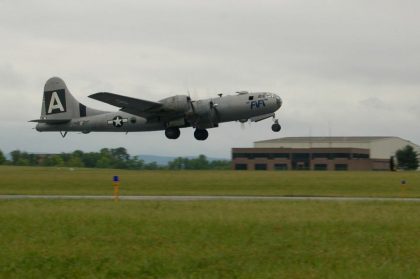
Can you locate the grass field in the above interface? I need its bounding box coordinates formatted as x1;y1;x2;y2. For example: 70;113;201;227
0;166;420;197
0;200;419;278
1;166;420;278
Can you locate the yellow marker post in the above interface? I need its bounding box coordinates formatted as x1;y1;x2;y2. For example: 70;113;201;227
400;179;407;198
113;176;120;201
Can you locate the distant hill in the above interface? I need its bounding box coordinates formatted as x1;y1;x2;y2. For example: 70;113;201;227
138;155;230;166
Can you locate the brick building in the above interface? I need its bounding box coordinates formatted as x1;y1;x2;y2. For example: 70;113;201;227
232;137;420;171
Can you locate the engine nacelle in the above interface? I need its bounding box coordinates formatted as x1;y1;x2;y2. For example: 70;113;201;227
159;95;190;113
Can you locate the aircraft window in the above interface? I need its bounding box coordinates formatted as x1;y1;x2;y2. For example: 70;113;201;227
248;96;254;101
130;117;137;124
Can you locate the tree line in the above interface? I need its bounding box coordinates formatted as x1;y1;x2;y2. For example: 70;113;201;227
0;148;231;170
0;145;417;170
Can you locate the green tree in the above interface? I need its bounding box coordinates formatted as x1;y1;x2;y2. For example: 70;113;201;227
0;150;5;165
168;157;185;170
167;155;230;170
396;145;419;170
109;148;130;169
10;151;31;166
96;156;112;168
82;152;101;168
143;161;159;170
127;156;144;170
50;155;65;167
67;155;84;167
210;159;231;170
191;155;209;170
10;150;22;165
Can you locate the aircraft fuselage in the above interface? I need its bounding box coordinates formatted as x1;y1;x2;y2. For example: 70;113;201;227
36;92;282;133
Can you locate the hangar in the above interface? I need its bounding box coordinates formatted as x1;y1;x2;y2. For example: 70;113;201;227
232;137;420;171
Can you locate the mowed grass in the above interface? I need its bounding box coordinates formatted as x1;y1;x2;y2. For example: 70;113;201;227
0;166;420;197
0;200;419;278
1;167;419;278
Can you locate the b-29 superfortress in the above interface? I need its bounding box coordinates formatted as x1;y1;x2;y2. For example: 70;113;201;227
31;77;283;140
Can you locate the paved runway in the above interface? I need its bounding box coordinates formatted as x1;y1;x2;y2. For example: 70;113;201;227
0;195;420;202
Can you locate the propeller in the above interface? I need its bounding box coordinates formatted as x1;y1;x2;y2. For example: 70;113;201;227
185;94;199;127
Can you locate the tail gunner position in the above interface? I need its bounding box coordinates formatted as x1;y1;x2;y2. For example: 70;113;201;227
31;77;283;140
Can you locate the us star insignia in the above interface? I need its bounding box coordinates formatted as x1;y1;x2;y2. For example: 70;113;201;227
107;116;128;127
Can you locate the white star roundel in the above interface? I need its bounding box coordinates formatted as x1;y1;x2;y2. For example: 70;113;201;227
107;116;128;127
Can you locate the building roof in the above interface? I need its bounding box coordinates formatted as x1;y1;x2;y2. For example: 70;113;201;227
255;136;399;144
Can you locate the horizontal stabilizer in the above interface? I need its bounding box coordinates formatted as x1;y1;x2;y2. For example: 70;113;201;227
29;119;71;124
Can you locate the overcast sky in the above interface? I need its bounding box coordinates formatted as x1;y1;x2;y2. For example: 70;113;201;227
0;0;419;158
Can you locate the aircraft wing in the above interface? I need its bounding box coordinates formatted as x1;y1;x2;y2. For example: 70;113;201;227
89;92;164;118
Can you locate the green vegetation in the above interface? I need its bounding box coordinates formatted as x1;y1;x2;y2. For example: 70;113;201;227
396;145;419;170
1;167;419;278
1;166;420;197
4;148;231;170
168;154;230;170
0;150;5;165
0;200;419;278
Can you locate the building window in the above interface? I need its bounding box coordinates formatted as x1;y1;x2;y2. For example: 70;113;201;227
254;153;269;158
235;164;248;170
335;164;348;171
292;153;310;170
255;164;267;171
292;153;310;160
274;153;290;159
232;153;250;159
314;164;328;171
274;164;288;171
312;153;331;159
333;153;351;159
353;153;369;159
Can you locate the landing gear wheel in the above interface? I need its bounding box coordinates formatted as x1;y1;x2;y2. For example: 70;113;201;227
194;129;208;141
165;127;180;139
271;123;281;132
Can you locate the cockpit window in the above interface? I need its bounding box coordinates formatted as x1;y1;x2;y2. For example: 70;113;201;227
248;96;254;100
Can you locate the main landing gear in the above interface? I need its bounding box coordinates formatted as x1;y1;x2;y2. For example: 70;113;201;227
165;127;209;140
194;129;208;141
271;118;281;132
165;127;180;139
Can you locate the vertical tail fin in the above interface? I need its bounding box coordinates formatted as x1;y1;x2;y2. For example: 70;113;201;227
40;77;103;120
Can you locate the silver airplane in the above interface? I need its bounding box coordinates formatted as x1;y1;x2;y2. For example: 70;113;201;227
31;77;282;140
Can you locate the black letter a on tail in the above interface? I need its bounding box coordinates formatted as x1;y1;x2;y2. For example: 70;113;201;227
44;89;67;115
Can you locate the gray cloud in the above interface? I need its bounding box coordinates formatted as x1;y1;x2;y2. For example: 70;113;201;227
1;0;420;157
